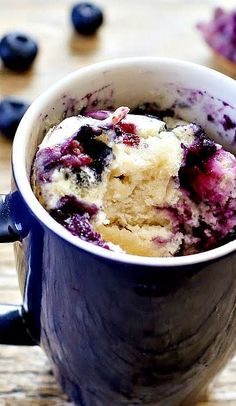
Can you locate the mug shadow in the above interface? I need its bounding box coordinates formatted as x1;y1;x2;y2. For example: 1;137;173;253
68;31;101;56
0;64;35;94
181;386;210;405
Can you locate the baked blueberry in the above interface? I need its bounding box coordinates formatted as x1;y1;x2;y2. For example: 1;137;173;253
0;32;38;72
71;2;104;35
79;137;113;179
0;98;29;139
51;195;98;221
64;213;109;248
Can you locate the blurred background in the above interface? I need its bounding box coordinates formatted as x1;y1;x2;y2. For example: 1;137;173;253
1;0;235;101
0;0;235;405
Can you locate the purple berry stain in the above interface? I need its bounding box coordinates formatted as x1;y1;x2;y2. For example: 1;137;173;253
50;195;108;248
35;138;93;182
221;114;236;131
66;214;109;248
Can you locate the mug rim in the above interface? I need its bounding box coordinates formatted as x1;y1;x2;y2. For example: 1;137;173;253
13;56;236;267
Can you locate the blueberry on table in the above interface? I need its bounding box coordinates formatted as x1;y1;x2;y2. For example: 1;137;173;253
0;98;30;140
71;2;104;35
0;32;38;72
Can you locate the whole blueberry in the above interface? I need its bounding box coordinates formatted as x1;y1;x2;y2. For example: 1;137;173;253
71;2;104;35
0;32;38;72
0;98;30;140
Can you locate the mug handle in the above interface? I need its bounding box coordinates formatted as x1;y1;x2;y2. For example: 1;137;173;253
0;194;35;345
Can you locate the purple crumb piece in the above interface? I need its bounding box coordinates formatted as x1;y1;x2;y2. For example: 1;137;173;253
65;213;109;249
197;8;236;63
84;110;110;120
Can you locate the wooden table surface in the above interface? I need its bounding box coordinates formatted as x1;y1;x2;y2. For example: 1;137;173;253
0;0;236;405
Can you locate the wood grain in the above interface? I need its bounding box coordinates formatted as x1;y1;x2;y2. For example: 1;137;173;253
0;0;236;404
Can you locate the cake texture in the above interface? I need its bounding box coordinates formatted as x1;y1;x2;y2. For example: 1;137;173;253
31;107;236;257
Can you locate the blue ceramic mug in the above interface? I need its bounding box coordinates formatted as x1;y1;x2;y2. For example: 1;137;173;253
1;58;236;405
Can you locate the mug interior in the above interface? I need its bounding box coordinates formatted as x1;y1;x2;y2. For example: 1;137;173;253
13;57;236;266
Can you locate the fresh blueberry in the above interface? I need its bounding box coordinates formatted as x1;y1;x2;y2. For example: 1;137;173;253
0;32;38;72
71;2;104;35
0;98;30;139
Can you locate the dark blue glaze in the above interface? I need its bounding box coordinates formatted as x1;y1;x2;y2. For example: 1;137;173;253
22;220;44;343
38;233;236;405
0;194;20;242
1;188;236;404
10;190;43;344
0;193;36;345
